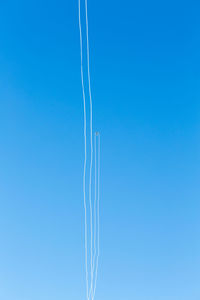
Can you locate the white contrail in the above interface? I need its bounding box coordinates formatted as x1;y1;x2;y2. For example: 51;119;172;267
78;0;89;299
78;0;100;299
84;0;94;295
90;132;98;300
92;133;100;300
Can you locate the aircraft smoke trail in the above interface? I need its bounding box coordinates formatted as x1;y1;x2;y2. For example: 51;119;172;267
78;0;89;299
91;133;100;300
78;0;100;299
90;132;98;300
84;0;94;294
93;133;98;274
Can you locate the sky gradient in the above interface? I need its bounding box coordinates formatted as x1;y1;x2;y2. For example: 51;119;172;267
0;0;200;299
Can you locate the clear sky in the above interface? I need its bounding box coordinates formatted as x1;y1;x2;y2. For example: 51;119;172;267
0;0;199;299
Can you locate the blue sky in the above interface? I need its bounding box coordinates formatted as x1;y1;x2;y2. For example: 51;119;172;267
0;0;200;299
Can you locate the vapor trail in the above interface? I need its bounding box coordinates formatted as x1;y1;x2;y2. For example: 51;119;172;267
91;133;100;300
90;133;98;300
78;0;100;299
84;0;94;294
78;0;89;299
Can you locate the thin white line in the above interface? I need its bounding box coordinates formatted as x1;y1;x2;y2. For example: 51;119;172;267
84;0;94;295
78;0;89;299
78;0;99;298
91;133;97;299
92;133;100;300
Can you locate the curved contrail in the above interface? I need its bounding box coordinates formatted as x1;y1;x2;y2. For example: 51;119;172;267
91;133;100;300
78;0;100;299
78;0;89;299
84;0;94;294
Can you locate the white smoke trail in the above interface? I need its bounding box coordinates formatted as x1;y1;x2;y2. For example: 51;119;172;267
78;0;89;299
91;133;100;300
78;0;100;299
90;132;98;300
93;133;98;271
84;0;94;295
